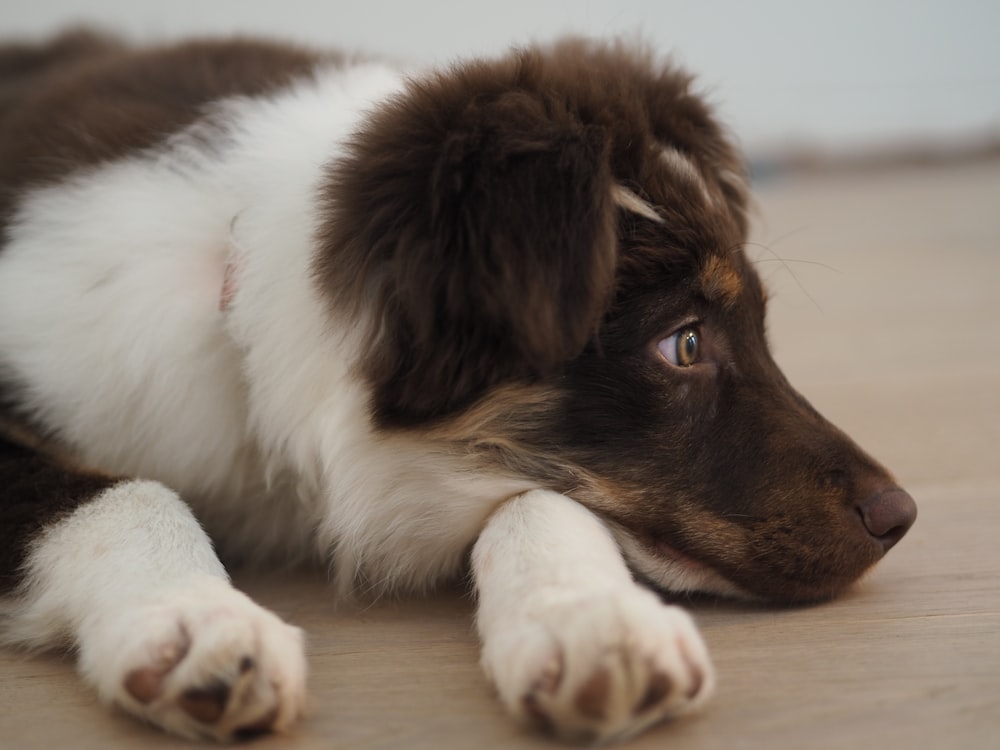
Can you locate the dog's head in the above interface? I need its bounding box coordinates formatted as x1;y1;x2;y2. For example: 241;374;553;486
317;39;916;604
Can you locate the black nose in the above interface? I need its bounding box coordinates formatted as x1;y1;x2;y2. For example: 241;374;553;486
858;487;917;551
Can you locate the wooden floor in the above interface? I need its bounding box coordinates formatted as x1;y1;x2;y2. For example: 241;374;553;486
2;160;999;749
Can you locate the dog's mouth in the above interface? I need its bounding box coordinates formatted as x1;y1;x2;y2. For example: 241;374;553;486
611;526;748;600
649;536;708;571
622;532;857;605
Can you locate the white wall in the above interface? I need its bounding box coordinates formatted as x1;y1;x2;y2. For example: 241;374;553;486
3;0;998;152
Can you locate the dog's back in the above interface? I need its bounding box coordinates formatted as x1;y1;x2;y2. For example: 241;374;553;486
0;30;327;234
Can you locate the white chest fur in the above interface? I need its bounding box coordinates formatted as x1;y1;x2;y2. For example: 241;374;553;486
0;62;530;588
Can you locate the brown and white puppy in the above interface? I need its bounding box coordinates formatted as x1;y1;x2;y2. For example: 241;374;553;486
0;30;916;744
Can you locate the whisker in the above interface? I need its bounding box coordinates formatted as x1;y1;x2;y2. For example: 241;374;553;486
752;257;844;274
762;225;808;248
738;240;824;311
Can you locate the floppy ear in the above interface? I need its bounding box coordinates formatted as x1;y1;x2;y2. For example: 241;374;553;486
320;87;617;423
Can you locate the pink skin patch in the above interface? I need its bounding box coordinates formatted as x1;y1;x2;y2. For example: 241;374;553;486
220;214;245;312
219;256;238;312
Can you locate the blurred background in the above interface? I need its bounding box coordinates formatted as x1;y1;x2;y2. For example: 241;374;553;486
3;0;999;162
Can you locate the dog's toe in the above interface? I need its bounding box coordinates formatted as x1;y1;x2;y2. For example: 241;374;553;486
79;576;307;742
487;589;714;744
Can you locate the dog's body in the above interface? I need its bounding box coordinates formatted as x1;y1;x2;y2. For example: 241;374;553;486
0;30;916;743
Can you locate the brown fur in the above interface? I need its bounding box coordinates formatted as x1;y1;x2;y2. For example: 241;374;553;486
0;29;328;239
0;438;118;591
317;39;746;424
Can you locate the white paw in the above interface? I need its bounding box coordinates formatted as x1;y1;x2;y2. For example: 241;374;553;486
482;589;713;744
77;576;307;741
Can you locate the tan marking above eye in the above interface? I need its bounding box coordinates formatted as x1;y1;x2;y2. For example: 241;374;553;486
699;254;743;305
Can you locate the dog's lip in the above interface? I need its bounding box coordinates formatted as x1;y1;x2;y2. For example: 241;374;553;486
645;535;707;571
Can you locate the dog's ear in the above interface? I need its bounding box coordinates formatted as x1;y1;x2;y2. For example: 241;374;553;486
320;88;617;423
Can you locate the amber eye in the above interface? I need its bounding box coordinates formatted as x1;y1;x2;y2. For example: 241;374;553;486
658;327;701;367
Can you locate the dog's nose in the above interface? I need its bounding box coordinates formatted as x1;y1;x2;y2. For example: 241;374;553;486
858;487;917;551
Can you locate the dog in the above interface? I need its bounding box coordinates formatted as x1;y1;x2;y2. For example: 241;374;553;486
0;29;916;744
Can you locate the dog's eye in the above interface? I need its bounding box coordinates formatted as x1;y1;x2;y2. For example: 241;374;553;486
658;327;701;367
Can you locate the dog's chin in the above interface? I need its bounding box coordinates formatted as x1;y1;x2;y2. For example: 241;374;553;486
611;527;749;601
613;527;873;606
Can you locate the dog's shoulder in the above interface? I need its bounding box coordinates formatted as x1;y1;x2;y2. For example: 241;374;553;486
0;29;331;233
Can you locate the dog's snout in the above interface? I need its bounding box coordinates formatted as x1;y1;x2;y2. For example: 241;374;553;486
858;487;917;551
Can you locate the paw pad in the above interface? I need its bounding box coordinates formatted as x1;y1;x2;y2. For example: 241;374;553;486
84;579;307;742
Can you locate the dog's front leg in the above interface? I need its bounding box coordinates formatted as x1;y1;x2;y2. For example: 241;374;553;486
2;476;307;741
472;490;713;744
